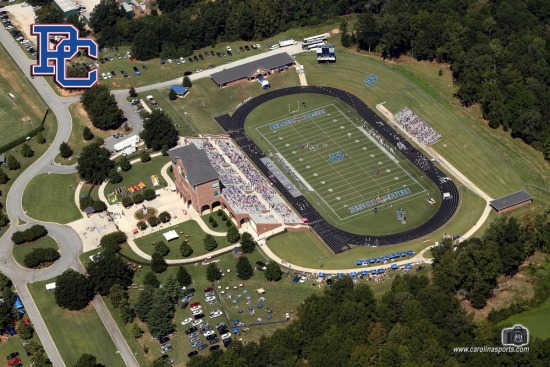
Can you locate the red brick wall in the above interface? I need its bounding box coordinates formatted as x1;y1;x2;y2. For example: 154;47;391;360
497;200;532;214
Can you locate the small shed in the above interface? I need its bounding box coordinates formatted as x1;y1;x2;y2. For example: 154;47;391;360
53;0;79;17
256;288;266;294
45;282;56;290
232;246;243;258
121;2;134;16
163;230;179;241
490;190;533;213
170;85;189;97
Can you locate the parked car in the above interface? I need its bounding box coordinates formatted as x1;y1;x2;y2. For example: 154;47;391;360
187;351;198;358
133;66;141;75
6;353;19;360
185;327;198;335
209;338;220;345
239;46;245;52
198;54;204;60
184;288;196;295
244;45;250;51
7;358;21;366
216;52;221;57
188;57;193;63
181;318;193;325
142;65;148;70
198;343;208;351
226;46;232;51
227;50;232;56
110;70;115;76
209;345;220;351
221;333;231;340
193;55;198;61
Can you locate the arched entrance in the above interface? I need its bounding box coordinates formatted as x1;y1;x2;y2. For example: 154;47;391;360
200;204;210;215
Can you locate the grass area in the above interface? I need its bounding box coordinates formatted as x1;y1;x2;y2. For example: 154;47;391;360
0;84;35;147
22;173;81;224
501;297;550;341
55;102;129;165
268;185;485;269
0;43;58;216
12;235;59;267
81;183;101;202
133;220;227;260
0;335;40;367
166;69;301;136
103;156;170;200
27;280;126;367
295;51;528;199
245;93;441;235
201;213;233;232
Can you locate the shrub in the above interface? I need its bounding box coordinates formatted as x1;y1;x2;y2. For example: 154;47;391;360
226;226;240;243
0;169;8;184
158;211;171;223
137;220;147;230
122;197;134;208
100;231;127;253
151;252;167;273
129;86;137;97
79;196;94;210
226;220;232;227
23;248;60;268
180;242;193;257
95;137;104;146
203;234;218;251
147;216;158;227
21;143;34;158
216;209;223;217
119;156;132;171
212;221;218;228
12;225;48;244
143;189;156;201
182;76;192;88
155;241;169;257
7;155;20;170
132;193;144;204
208;216;214;223
140;151;151;162
91;200;106;212
109;170;122;184
83;126;94;141
168;89;177;100
59;142;73;158
221;213;227;221
36;132;46;144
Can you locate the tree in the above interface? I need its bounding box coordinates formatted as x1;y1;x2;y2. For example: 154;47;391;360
36;132;46;144
129;86;137;98
355;13;380;52
109;169;122;184
340;19;352;47
92;200;107;213
236;256;253;280
89;0;125;33
206;262;222;282
176;266;192;287
147;215;158;227
80;85;123;130
180;242;193;257
17;320;34;340
151;252;167;273
131;323;144;339
143;189;156;201
83;127;94;141
132;29;160;60
122;197;133;208
109;284;128;308
140;151;151;162
140;110;179;151
203;234;218;251
100;231;127;253
23;248;60;268
77;143;115;184
54;269;94;310
240;232;255;253
168;89;177;101
0;287;17;330
119;299;136;324
155;241;170;257
35;4;64;23
182;76;192;88
143;272;160;288
133;193;144;204
151;357;171;367
74;354;97;367
7;155;20;170
119;156;132;171
86;251;134;296
59;142;73;158
147;299;174;337
265;262;282;282
158;211;171;223
227;226;240;243
0;169;9;184
66;13;88;36
135;287;154;321
21;143;34;158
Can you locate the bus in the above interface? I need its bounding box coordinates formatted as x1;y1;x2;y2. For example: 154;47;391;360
306;42;325;51
302;34;328;49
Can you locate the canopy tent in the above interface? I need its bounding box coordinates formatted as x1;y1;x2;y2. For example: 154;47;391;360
14;296;23;309
318;272;325;277
163;230;179;241
378;269;385;274
407;250;414;255
337;273;343;278
350;272;357;277
369;258;375;263
256;288;266;294
391;264;398;270
370;269;377;275
405;264;412;269
361;270;368;276
355;260;362;265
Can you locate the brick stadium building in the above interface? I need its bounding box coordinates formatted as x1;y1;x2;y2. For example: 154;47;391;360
489;190;533;214
168;141;304;236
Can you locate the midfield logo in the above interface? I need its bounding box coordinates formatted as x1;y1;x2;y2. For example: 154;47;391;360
31;24;98;89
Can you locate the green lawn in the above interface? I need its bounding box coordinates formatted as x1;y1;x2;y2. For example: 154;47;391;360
0;334;41;367
27;280;127;367
22;173;81;224
267;185;485;269
245;94;441;235
55;102;129;165
133;220;227;260
103;156;170;200
12;236;59;268
201;213;233;232
501;297;550;341
295;51;527;199
166;69;300;136
0;85;35;147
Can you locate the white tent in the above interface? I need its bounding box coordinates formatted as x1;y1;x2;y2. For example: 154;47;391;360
45;282;56;290
163;230;179;241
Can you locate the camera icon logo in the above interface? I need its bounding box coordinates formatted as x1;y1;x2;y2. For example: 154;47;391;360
501;324;529;347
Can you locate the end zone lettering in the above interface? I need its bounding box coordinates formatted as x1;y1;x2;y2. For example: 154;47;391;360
31;24;98;89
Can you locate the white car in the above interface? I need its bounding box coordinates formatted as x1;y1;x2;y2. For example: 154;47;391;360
209;310;222;319
226;46;232;51
192;319;202;326
205;296;216;302
221;333;231;340
203;330;214;337
181;318;193;325
192;309;203;316
21;2;29;7
190;305;201;312
101;73;107;79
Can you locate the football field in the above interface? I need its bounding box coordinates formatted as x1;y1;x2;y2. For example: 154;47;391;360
251;98;438;232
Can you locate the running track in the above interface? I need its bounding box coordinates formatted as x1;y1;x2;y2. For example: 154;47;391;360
215;86;459;254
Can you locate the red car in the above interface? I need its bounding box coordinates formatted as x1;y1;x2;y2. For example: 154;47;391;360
8;357;21;366
190;302;201;308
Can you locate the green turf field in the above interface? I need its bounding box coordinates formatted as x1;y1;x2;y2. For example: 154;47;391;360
245;94;440;235
0;89;35;147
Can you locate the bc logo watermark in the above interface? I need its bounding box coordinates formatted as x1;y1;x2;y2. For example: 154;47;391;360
31;24;98;89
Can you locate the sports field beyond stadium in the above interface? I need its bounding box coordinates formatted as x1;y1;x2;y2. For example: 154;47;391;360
247;95;441;235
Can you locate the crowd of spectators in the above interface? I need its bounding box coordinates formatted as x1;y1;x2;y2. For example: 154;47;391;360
394;108;441;146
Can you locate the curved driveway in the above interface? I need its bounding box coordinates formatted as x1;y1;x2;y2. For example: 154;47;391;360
0;28;137;367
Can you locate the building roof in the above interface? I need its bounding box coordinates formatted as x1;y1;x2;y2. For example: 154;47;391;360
210;52;294;86
171;85;188;94
0;154;5;163
121;2;133;12
490;190;533;211
169;144;219;186
54;0;79;12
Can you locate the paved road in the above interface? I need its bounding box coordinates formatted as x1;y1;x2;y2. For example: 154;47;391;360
0;27;138;367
